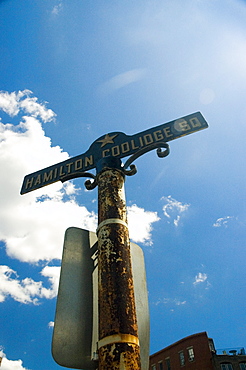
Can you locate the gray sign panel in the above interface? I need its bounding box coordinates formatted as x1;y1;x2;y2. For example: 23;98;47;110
21;112;208;194
52;227;149;370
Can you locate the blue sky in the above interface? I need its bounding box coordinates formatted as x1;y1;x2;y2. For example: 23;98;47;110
0;0;245;369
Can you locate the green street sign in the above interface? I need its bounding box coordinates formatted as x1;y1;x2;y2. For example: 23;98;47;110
21;112;208;194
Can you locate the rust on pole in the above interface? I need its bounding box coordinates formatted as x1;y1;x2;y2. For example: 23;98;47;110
96;157;141;369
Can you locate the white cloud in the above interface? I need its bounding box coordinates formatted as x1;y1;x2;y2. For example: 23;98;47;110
0;349;29;370
161;195;190;226
0;265;60;304
153;272;210;308
154;297;186;307
62;181;79;196
0;91;97;263
193;272;208;285
51;3;63;15
127;204;160;245
213;216;233;228
0;90;55;122
3;196;97;262
98;69;146;95
40;266;60;298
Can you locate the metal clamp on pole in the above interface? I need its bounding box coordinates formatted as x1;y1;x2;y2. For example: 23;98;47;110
96;218;128;235
98;334;140;349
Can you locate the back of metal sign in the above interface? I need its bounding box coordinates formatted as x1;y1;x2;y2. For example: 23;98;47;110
52;227;149;370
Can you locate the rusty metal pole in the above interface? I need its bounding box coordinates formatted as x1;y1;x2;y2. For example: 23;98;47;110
96;157;141;370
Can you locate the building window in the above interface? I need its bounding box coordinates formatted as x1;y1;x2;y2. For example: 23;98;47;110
165;357;171;370
158;361;163;370
208;339;216;353
179;351;185;366
221;364;233;370
187;347;195;362
151;365;157;370
240;364;246;370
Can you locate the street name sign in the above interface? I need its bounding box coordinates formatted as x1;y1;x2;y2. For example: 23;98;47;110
21;112;208;194
52;227;149;370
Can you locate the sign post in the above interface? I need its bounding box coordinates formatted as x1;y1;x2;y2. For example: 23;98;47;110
21;112;208;369
96;156;141;368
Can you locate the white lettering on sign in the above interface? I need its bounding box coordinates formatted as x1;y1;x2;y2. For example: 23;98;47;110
25;177;34;189
35;175;41;186
24;155;95;190
100;127;174;158
21;113;207;194
66;163;73;173
174;117;202;132
189;117;202;128
43;170;53;182
85;155;93;167
59;166;66;176
99;116;203;160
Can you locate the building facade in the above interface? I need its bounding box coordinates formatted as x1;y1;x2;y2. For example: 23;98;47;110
149;332;246;370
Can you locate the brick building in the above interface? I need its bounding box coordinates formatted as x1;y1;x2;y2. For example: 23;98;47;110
149;332;246;370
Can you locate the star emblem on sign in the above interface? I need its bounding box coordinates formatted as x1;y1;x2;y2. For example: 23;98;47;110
97;133;118;147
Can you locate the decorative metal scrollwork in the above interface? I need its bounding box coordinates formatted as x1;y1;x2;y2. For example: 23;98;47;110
60;142;170;186
60;171;98;190
123;142;169;176
156;143;170;157
122;164;137;176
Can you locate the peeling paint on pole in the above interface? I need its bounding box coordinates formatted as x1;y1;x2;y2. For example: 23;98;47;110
97;166;141;369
